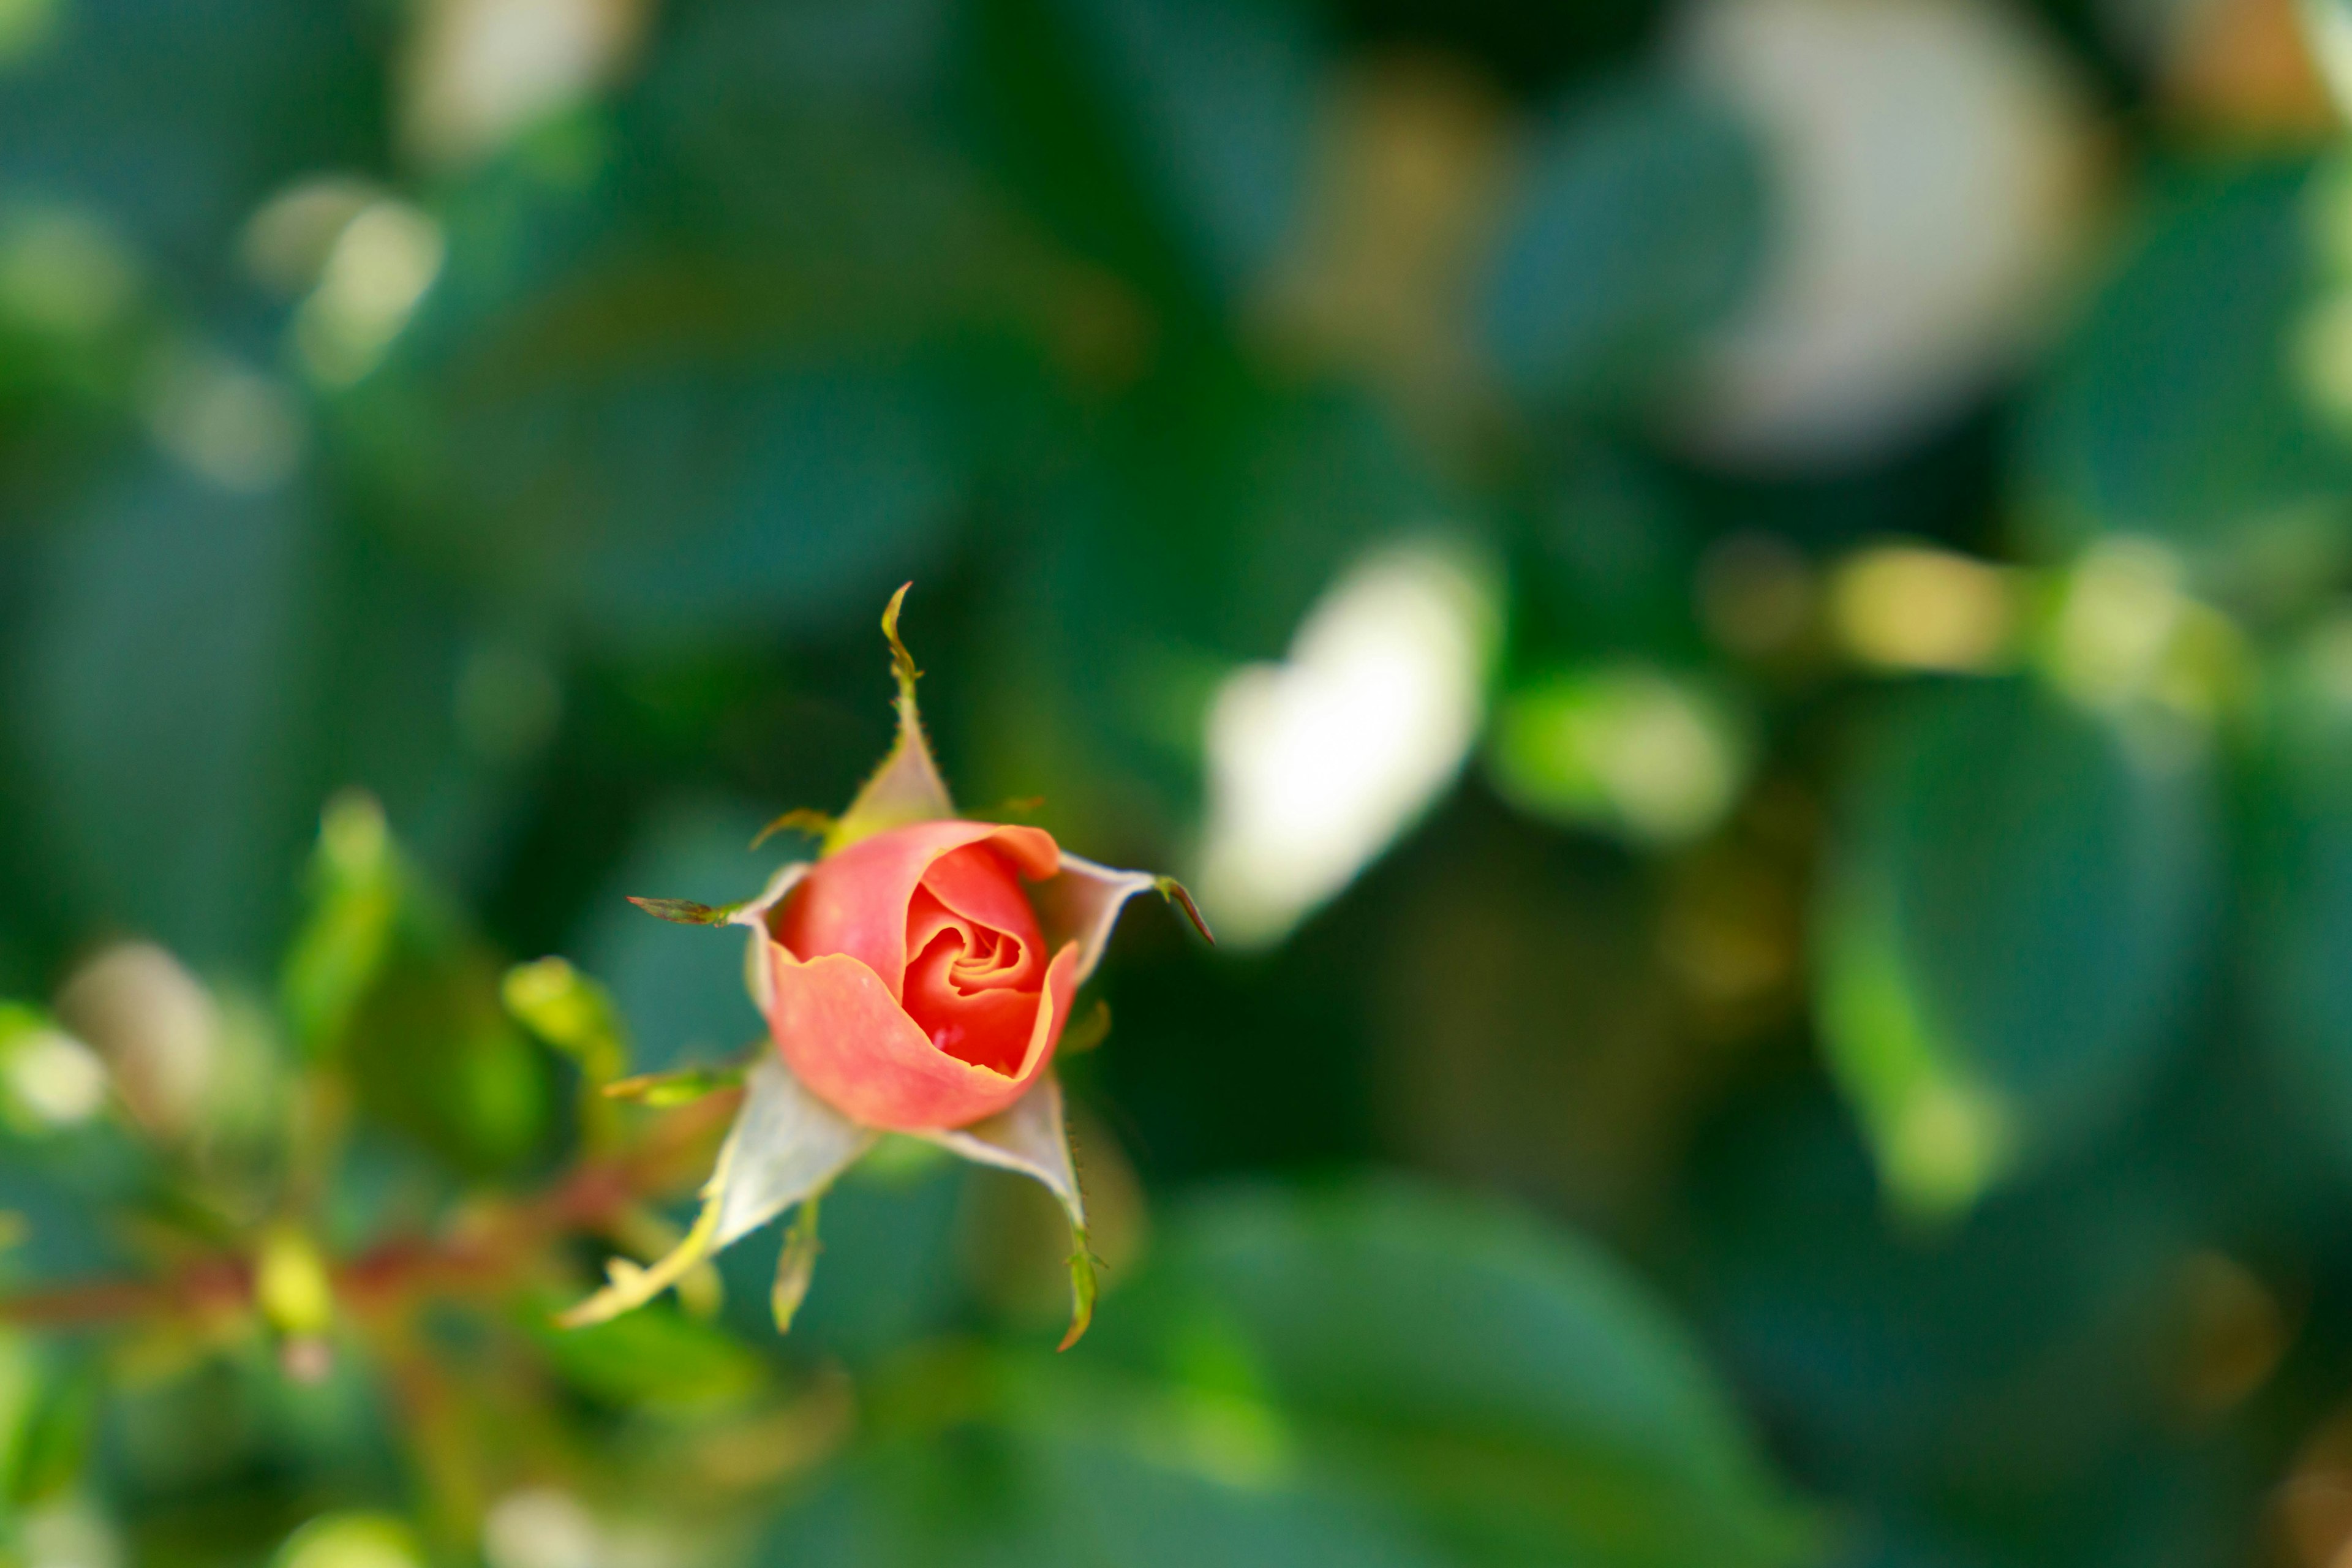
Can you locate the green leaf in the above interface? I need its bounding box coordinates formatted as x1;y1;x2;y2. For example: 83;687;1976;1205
560;372;961;653
1488;666;1755;847
414;351;963;655
1815;679;2217;1213
343;944;554;1178
18;465;323;973
764;1180;1810;1568
761;1420;1447;1568
281;792;399;1057
0;0;380;265
1052;0;1321;298
314;811;558;1176
772;1195;823;1334
531;1297;769;1410
1105;1183;1814;1568
501;957;626;1077
1482;76;1765;404
273;1513;426;1568
2248;621;2352;1164
2020;157;2352;584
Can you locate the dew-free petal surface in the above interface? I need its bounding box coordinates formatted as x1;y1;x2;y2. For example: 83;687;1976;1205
776;821;1058;1001
766;939;1079;1129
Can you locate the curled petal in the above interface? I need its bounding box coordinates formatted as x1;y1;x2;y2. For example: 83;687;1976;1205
921;1072;1096;1349
1030;853;1166;986
775;821;1058;1002
767;941;1079;1131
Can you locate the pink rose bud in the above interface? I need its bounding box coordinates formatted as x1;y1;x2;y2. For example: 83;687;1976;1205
766;821;1079;1130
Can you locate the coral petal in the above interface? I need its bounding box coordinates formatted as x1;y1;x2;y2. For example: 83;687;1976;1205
776;823;1059;1004
767;941;1080;1130
921;842;1050;943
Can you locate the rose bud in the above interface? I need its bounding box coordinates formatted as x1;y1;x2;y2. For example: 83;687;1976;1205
575;586;1210;1347
767;821;1076;1130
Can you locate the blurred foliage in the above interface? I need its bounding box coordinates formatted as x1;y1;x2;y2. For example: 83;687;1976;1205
6;0;2352;1565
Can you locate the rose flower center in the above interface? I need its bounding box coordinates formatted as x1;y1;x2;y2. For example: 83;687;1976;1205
899;848;1047;1076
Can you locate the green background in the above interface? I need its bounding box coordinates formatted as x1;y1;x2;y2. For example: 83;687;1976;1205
2;0;2351;1564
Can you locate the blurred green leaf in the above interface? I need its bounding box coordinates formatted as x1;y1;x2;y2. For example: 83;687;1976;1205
502;957;626;1088
343;944;551;1179
0;0;383;268
1050;0;1320;299
445;367;961;654
17;466;322;972
761;1423;1449;1568
1088;1182;1812;1568
1482;77;1765;405
1686;1078;2223;1541
2248;622;2352;1168
302;812;555;1177
1487;665;1754;847
530;1298;769;1411
7;1352;97;1506
2020;157;2352;586
281;793;398;1057
603;1063;745;1107
1815;680;2217;1213
765;1182;1809;1566
271;1512;423;1568
718;1153;970;1367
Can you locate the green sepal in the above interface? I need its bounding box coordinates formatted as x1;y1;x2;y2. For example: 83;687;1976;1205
1153;876;1216;945
922;1075;1097;1351
825;584;958;854
1060;1227;1099;1353
772;1196;823;1333
626;896;744;927
750;809;836;851
603;1063;747;1108
559;1056;873;1329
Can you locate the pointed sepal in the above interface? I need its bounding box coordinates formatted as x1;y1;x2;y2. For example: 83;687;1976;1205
772;1196;823;1333
627;897;742;927
750;809;835;851
1032;854;1212;987
1061;1235;1099;1353
557;1054;874;1328
602;1063;745;1107
827;584;957;853
920;1074;1097;1349
1153;876;1215;946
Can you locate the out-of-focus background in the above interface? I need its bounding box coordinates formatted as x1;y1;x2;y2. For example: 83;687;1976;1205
8;0;2352;1562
